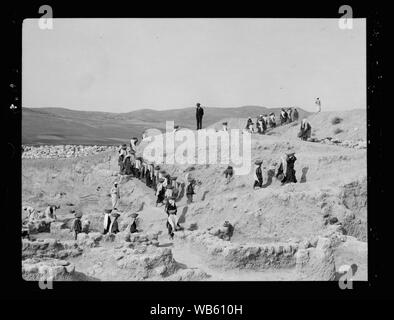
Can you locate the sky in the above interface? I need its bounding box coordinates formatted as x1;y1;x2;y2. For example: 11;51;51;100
23;18;366;113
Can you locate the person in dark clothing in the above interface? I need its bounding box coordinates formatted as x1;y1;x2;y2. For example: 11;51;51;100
282;152;297;184
145;163;152;188
109;211;120;234
280;108;288;125
245;117;254;132
220;221;234;241
223;165;234;183
71;212;83;240
262;115;267;133
123;154;133;175
156;178;166;206
22;227;30;240
196;103;204;130
118;154;125;174
165;197;178;216
253;160;263;189
129;220;138;233
277;152;297;184
140;162;146;181
186;179;195;204
287;108;293;123
269;113;276;128
129;213;138;233
153;165;160;191
134;157;142;178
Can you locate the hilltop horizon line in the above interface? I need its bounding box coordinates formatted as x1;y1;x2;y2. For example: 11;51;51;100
23;105;364;114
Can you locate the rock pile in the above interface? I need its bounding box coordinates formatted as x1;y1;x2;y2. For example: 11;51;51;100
309;137;366;149
26;218;52;234
116;247;180;280
167;268;211;281
22;145;117;159
121;232;160;247
22;258;77;281
22;238;83;259
180;230;299;270
295;237;336;280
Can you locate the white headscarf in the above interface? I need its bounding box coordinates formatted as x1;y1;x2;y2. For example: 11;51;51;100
280;156;288;174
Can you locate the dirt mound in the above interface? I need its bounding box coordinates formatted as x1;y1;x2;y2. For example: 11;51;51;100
271;109;366;142
22;238;83;260
180;230;299;270
22;258;79;281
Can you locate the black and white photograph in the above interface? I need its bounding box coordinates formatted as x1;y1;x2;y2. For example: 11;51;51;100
2;3;386;304
19;16;368;283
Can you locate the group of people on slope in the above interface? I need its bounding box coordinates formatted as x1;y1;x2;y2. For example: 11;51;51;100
116;140;198;240
253;151;298;189
279;107;299;125
243;108;299;134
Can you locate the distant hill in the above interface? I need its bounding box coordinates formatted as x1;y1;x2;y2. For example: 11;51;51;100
22;106;311;145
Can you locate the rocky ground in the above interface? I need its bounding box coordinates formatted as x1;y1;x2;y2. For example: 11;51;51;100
22;110;367;281
22;145;117;159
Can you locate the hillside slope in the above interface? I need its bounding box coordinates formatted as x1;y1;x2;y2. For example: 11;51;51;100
22;106;311;145
209;109;366;142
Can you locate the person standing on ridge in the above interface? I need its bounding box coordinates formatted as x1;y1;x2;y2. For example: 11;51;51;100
196;103;204;130
315;98;321;113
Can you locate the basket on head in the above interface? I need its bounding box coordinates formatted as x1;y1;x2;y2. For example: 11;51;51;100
75;211;82;218
111;211;120;218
